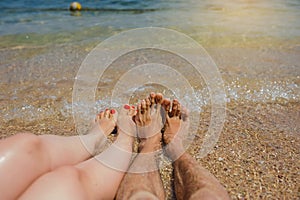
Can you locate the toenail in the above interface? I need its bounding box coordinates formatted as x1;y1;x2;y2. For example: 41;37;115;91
110;109;116;114
124;105;130;109
131;105;135;109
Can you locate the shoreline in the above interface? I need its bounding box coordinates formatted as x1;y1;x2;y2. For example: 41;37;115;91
0;101;299;199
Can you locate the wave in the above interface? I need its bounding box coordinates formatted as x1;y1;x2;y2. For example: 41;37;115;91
1;7;161;13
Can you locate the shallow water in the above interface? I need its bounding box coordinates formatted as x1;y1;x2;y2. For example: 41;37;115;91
0;0;299;199
0;0;299;103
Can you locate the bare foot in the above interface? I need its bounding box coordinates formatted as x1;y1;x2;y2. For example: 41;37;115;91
115;96;166;200
95;109;117;136
95;105;136;172
116;104;137;139
162;99;189;160
81;109;118;156
134;92;165;153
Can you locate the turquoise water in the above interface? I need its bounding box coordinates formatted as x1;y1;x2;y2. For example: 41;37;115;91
1;0;300;42
0;0;299;121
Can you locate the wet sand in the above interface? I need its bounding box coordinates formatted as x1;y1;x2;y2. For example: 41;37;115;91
162;101;300;199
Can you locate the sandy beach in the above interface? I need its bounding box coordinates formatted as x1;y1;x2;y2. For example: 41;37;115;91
0;94;299;199
1;0;300;199
0;45;299;199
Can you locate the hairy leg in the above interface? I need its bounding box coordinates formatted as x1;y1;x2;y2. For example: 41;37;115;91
163;100;230;200
173;153;230;200
0;109;116;200
116;93;165;200
18;106;135;200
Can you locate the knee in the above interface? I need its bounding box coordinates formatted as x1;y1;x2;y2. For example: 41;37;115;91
0;132;51;169
12;133;43;152
22;166;88;199
1;132;43;152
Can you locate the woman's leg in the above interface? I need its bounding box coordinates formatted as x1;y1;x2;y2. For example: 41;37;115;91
18;105;136;200
0;109;116;200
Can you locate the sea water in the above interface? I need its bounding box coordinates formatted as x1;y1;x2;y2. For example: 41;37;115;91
0;0;299;121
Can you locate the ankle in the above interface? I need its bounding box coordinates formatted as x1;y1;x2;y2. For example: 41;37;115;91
138;133;162;153
115;131;134;148
164;139;185;161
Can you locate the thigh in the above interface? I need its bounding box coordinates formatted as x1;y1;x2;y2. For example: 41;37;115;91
0;133;51;199
19;166;89;200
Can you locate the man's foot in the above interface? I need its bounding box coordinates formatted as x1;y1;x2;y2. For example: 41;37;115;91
162;99;181;144
115;95;166;200
163;102;230;200
162;99;189;160
134;92;165;153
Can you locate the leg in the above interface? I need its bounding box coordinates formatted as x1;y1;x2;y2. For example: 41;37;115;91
40;109;117;167
116;93;166;200
19;106;136;200
163;100;230;200
173;153;230;200
0;109;116;200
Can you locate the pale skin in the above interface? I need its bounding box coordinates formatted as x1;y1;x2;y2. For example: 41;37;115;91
117;94;231;200
18;106;136;200
0;107;135;200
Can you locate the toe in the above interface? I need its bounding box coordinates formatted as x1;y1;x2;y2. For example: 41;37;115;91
137;103;142;114
149;92;156;105
136;103;143;124
170;99;178;117
145;98;151;110
98;111;105;120
141;99;147;114
155;93;163;104
129;105;136;116
109;109;116;119
124;104;131;110
104;109;111;118
162;99;171;113
176;103;181;118
145;98;152;117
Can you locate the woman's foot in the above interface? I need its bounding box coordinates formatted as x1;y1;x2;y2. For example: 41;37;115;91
95;109;117;135
95;104;136;172
82;109;117;156
116;105;137;138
